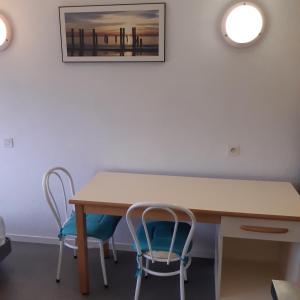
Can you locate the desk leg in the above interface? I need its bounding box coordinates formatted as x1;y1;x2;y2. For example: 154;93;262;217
215;225;223;300
75;204;89;295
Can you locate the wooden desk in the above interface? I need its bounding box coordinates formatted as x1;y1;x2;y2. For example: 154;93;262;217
70;172;300;297
272;280;300;300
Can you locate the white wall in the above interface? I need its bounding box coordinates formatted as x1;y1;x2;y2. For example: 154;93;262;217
0;0;299;257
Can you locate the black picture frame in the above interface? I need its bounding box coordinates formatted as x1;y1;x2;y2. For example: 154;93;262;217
59;3;166;62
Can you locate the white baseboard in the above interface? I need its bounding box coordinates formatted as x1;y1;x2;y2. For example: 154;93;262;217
8;234;61;245
7;233;99;247
7;234;214;259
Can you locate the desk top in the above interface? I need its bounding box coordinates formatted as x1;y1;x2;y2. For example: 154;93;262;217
272;280;300;300
70;172;300;221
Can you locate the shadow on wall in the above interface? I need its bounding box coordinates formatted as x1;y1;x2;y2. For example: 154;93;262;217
294;183;300;194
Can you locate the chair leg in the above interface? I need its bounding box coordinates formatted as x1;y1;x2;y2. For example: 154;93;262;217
56;240;64;283
134;273;142;300
144;258;149;278
184;268;188;283
180;263;185;300
111;236;118;263
134;256;143;300
99;241;108;287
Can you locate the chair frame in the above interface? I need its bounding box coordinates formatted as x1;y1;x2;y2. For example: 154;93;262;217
42;167;117;286
126;202;196;300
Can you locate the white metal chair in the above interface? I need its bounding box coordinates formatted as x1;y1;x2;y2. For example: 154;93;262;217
42;167;121;286
126;202;196;300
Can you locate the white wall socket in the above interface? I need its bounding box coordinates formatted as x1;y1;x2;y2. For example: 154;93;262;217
228;145;240;157
3;138;14;148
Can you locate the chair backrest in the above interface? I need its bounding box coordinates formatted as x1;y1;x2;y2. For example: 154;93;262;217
42;167;75;229
126;202;196;264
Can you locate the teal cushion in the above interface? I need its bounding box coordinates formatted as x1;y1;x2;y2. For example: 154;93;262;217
60;213;121;241
135;221;193;257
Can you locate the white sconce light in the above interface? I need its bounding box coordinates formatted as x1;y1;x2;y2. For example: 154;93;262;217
0;13;12;51
222;2;265;47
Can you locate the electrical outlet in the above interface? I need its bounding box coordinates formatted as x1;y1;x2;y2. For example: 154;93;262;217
3;138;14;148
228;145;240;157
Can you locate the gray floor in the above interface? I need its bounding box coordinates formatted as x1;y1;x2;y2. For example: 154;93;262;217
0;242;215;300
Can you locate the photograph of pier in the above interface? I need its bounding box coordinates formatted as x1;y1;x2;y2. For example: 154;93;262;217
59;4;165;61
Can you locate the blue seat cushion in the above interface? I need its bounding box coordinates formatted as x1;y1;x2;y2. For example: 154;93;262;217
135;221;193;257
60;213;121;241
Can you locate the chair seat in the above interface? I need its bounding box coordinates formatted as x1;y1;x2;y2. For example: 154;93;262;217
144;250;179;260
60;213;121;241
135;221;193;257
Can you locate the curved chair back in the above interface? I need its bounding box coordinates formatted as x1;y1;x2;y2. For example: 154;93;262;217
42;167;75;229
126;202;196;264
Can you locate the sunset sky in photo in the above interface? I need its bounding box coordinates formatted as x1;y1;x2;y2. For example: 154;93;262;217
65;10;159;36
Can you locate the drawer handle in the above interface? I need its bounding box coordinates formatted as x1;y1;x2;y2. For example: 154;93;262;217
240;225;289;234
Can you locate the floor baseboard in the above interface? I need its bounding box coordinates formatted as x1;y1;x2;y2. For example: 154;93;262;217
7;233;214;259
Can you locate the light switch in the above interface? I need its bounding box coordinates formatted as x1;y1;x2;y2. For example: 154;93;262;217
3;138;14;148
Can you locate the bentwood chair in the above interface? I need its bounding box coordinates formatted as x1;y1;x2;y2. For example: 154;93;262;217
126;202;196;300
42;167;121;286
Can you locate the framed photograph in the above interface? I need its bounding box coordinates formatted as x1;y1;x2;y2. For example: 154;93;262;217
59;3;165;62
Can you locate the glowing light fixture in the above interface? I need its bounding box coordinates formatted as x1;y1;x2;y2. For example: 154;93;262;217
0;14;12;51
222;2;265;47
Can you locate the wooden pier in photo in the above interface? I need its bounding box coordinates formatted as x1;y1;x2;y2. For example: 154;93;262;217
67;27;157;56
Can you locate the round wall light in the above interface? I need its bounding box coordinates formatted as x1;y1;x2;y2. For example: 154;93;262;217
221;2;265;47
0;14;12;51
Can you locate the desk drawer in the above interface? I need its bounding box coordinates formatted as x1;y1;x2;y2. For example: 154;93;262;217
221;217;300;243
